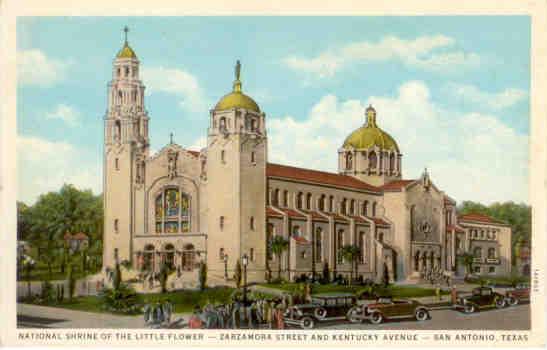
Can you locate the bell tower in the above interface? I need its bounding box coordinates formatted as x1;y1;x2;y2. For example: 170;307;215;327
103;27;149;270
205;61;267;282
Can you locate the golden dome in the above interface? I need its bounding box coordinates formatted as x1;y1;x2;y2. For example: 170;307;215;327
116;42;137;59
343;105;399;152
214;60;260;113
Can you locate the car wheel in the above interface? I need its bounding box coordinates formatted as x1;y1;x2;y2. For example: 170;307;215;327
300;316;315;330
508;297;518;306
463;304;475;314
495;297;506;309
415;308;429;322
369;312;383;324
314;307;327;320
346;307;362;323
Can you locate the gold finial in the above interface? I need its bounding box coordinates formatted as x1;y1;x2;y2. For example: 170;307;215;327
233;60;242;92
123;26;129;44
366;104;377;127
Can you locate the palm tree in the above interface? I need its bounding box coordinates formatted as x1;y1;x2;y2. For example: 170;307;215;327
270;236;289;279
459;252;475;277
340;245;361;284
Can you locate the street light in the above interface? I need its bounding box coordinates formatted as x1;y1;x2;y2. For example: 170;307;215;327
223;254;229;280
242;254;249;305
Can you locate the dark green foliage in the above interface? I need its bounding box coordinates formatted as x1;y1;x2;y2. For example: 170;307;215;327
40;281;55;303
458;201;531;265
458;252;475;276
270;235;289;279
67;264;76;301
199;262;207;291
99;283;140;314
234;260;242;288
340;245;361;283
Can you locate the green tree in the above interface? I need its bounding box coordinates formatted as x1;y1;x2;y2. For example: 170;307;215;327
234;260;242;288
67;263;76;301
340;244;361;284
270;235;289;279
458;252;475;276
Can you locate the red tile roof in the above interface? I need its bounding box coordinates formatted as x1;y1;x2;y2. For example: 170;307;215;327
299;209;329;222
348;215;368;223
446;225;465;233
332;213;349;222
277;208;306;219
266;163;380;193
370;217;390;227
381;179;415;191
458;213;507;225
266;206;283;218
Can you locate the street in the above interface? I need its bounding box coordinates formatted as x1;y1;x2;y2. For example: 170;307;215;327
18;303;529;330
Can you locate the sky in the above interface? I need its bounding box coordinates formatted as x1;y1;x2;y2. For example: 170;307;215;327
16;16;530;205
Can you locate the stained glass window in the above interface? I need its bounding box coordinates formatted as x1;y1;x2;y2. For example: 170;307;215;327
155;187;191;234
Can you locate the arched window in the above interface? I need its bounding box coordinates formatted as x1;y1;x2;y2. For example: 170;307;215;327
350;199;355;215
272;189;279;206
283;190;288;207
346;152;353;170
114;219;119;233
221;150;226;163
220;216;225;230
250;216;255;230
251;151;256;163
315;228;322;262
363;201;369;216
358;231;366;263
306;193;312;210
155;188;191;233
474;247;482;258
114;120;121;141
372;202;377;217
329;196;334;212
164;243;175;269
488;248;496;259
369;151;377;169
219;117;227;132
389;153;395;173
318;195;326;211
250;248;255;262
125;66;129;77
267;224;275;261
251;119;258;131
297;192;303;209
219;248;225;260
410;205;416;234
341;198;347;214
117;68;121;77
143;244;155;271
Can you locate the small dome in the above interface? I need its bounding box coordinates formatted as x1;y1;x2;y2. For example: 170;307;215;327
215;91;260;113
214;60;260;113
343;106;399;152
117;42;137;59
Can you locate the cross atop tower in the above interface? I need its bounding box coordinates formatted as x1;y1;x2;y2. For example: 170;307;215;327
170;132;174;144
124;26;129;44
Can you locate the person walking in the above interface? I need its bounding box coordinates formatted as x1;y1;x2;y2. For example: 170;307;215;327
264;300;273;329
274;303;285;329
162;299;173;326
188;306;203;329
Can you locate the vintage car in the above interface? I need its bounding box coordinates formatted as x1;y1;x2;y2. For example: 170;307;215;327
283;293;357;329
454;286;507;313
505;283;530;306
346;297;431;324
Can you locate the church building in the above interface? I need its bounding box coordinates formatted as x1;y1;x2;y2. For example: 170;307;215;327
102;33;512;284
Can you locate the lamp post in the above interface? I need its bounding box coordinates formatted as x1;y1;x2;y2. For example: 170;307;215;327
242;254;249;305
223;254;229;280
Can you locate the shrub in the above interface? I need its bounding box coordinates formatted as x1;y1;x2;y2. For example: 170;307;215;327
40;281;55;304
99;283;140;314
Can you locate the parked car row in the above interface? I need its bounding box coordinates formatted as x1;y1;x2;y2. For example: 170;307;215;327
284;284;529;329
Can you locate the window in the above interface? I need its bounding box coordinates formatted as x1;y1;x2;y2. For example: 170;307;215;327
220;216;225;230
488;266;496;274
341;198;347;214
378;232;384;243
219;248;225;260
480;230;485;239
114;120;121;141
315;228;322;262
297;192;303;209
117;68;121;77
410;205;416;234
115;158;119;170
337;230;344;263
300;251;307;259
369;151;377;169
251;152;256;164
250;216;255;230
473;247;482;258
372;202;377;217
350;199;355;215
114;219;119;233
389;153;395;173
272;189;279;206
250;248;255;262
345;152;353;170
125;66;129;77
318;195;326;211
114;248;119;262
306;193;312;210
251;119;258;131
267;224;275;261
363;201;369;216
221;150;226;163
359;231;366;263
155;188;191;233
329;196;334;212
292;226;301;237
474;266;481;273
219;117;227;132
283;190;288;207
488;248;496;259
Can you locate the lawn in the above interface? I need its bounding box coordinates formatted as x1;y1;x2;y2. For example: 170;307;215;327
27;286;235;314
260;283;449;298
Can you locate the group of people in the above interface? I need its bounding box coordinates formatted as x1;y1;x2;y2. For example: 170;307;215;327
187;295;297;329
143;299;174;328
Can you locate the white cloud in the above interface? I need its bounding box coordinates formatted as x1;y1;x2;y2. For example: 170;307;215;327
141;67;209;114
188;136;207;151
446;83;527;110
18;49;71;86
17;135;101;204
283;35;480;78
267;81;528;204
45;104;80;126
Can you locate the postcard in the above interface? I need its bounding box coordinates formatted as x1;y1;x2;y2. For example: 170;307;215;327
1;0;545;347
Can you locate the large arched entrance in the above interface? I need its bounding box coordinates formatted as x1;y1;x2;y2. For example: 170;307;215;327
182;244;195;271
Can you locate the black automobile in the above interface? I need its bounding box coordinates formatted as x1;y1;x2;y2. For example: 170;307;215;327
283;293;357;329
454;286;507;313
